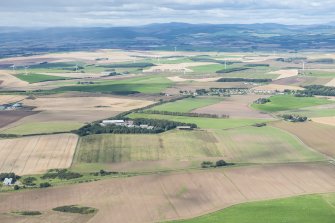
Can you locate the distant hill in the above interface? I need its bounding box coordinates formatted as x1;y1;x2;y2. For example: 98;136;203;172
1;22;335;58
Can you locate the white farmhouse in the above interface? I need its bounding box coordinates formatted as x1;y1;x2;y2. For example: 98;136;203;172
3;178;13;186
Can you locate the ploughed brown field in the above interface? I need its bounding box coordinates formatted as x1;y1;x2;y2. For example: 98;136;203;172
192;95;273;119
0;110;38;128
272;121;335;158
0;134;78;175
0;163;334;223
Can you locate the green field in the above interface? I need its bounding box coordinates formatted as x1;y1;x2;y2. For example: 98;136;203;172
74;126;322;169
128;113;269;129
214;126;323;163
56;75;172;94
168;193;335;223
15;73;69;83
305;70;335;78
1;121;83;135
277;106;335;118
252;95;332;112
191;64;227;73
148;97;222;113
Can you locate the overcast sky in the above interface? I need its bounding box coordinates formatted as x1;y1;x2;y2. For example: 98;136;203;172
1;0;335;27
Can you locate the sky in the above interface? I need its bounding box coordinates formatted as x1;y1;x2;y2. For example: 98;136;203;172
1;0;335;27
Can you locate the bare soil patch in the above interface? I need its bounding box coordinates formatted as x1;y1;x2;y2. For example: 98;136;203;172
0;163;333;223
193;95;273;119
0;134;78;175
0;110;38;128
272;121;335;158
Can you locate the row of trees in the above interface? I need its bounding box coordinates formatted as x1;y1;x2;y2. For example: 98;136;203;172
297;85;335;96
254;98;271;104
217;78;271;83
41;169;82;180
139;110;228;118
76;118;197;136
216;67;249;74
201;160;232;168
282;114;308;122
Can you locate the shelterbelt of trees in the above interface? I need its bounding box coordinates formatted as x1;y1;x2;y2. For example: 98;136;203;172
75;118;197;136
297;85;335;96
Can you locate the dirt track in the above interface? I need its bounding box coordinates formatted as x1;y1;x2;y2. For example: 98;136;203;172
0;163;334;223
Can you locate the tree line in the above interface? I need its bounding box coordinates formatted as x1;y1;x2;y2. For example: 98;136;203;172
217;78;271;83
297;85;335;96
139;110;229;118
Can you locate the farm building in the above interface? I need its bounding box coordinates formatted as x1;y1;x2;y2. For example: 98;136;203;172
3;178;13;186
176;126;193;130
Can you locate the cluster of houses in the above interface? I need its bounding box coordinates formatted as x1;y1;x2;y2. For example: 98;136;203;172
100;120;155;130
0;102;23;111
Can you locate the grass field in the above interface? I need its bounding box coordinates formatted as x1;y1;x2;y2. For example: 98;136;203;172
168;193;335;223
214;126;324;163
305;71;335;78
15;73;70;83
1;121;83;135
191;64;227;73
128;113;269;129
252;95;332;112
56;75;172;94
148;97;223;113
74;126;322;169
74;131;222;164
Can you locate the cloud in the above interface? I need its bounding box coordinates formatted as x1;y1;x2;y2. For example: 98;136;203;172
1;0;335;27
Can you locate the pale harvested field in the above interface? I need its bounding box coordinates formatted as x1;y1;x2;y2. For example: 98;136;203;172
0;164;334;223
272;121;335;158
167;76;220;82
22;96;153;112
193;95;273;119
0;70;29;89
252;84;304;92
272;69;299;80
144;62;217;73
0;134;78;175
326;78;335;87
312;116;335;127
0;95;26;104
0;96;152;131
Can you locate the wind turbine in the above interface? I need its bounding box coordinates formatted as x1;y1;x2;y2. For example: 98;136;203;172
10;64;16;73
24;66;29;75
224;60;227;70
174;46;177;52
302;60;305;74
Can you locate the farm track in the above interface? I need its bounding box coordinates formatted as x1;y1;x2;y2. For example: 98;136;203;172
0;163;334;223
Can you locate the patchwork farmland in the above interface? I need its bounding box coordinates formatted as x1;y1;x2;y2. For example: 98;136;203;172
0;49;335;223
